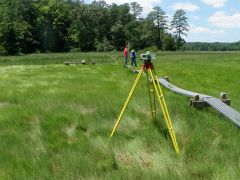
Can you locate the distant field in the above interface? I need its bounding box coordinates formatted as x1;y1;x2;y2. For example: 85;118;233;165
0;52;240;179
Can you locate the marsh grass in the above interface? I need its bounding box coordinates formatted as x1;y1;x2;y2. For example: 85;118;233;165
0;52;240;179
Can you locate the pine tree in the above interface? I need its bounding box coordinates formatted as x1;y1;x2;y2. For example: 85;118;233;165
147;6;168;50
171;9;189;49
130;2;143;19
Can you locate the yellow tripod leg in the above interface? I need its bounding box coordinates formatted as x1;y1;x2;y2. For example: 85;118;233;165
155;75;173;128
110;66;144;138
148;69;180;154
155;76;180;154
146;70;157;121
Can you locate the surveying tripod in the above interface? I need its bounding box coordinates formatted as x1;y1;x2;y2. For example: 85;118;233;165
110;53;180;154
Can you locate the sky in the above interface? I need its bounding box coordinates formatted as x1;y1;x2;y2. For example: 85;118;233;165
86;0;240;42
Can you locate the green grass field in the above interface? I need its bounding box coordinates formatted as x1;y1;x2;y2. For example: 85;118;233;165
0;52;240;179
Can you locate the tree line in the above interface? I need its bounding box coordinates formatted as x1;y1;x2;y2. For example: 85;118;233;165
183;42;240;51
0;0;189;55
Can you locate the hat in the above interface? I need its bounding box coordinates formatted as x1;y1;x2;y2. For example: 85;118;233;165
131;50;135;52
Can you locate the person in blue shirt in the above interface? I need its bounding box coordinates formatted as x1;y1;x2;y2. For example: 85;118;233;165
130;50;137;68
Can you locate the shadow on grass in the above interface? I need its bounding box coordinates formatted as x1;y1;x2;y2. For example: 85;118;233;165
153;119;169;139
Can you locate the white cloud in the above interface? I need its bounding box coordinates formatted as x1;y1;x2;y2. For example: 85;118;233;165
202;0;228;8
169;2;199;12
189;24;225;34
208;11;240;28
166;13;173;19
97;0;162;15
190;26;210;33
190;15;200;20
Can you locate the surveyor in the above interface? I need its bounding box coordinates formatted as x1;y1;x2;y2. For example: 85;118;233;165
123;45;128;67
130;50;137;67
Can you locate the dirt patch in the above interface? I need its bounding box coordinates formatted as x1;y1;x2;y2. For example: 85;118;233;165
0;102;8;108
116;152;135;167
64;123;77;144
79;104;96;114
116;151;152;169
28;116;46;154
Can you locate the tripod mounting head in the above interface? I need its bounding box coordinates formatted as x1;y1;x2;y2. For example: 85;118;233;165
141;51;155;61
141;51;156;69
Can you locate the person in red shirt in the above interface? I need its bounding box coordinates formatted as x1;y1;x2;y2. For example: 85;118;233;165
123;45;128;67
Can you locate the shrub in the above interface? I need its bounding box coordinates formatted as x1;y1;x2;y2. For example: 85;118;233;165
0;45;8;56
96;38;114;52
